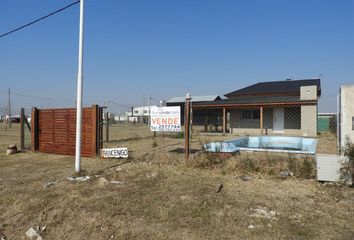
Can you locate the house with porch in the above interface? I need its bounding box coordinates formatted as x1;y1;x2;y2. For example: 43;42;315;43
192;79;321;137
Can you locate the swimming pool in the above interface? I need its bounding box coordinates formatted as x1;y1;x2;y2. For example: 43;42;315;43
204;136;318;154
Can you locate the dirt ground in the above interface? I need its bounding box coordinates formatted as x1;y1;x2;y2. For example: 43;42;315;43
0;124;353;239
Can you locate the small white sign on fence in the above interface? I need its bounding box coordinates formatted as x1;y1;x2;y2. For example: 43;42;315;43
101;148;128;158
150;106;181;132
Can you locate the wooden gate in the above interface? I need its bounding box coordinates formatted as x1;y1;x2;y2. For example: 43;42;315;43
31;105;103;157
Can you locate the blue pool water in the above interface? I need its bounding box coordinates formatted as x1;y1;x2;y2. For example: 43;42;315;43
204;136;318;154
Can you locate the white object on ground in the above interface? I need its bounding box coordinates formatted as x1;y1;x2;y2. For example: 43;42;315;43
110;180;126;184
25;228;42;240
66;176;91;182
43;180;59;188
247;225;255;229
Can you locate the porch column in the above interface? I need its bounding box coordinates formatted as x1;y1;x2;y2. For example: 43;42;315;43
260;106;264;135
223;108;226;134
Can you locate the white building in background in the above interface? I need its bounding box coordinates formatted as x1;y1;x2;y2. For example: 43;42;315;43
132;105;157;116
114;105;158;124
0;114;31;123
339;85;354;150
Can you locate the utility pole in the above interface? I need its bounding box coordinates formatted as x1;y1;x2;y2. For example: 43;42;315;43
147;96;150;126
105;99;111;126
8;88;11;128
105;99;108;123
105;99;109;142
75;0;85;173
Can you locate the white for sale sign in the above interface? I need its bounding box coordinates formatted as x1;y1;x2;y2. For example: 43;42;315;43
101;148;128;158
150;106;181;132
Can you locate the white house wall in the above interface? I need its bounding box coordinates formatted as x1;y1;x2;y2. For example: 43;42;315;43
301;105;317;137
340;85;354;148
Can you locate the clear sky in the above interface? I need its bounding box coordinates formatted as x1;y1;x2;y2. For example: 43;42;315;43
1;0;353;114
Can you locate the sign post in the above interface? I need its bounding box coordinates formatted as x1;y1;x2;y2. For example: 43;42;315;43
184;93;191;161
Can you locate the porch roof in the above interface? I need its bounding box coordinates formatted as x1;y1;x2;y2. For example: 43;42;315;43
192;95;317;108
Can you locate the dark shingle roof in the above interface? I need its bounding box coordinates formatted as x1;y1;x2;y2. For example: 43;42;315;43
224;79;321;98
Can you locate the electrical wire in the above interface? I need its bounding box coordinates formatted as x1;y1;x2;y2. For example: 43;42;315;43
109;101;131;108
149;96;161;103
0;1;80;39
0;90;73;103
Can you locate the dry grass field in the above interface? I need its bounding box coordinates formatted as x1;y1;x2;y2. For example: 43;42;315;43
0;123;353;239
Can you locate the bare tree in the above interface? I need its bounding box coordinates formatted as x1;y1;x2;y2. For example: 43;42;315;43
0;104;8;130
0;104;6;116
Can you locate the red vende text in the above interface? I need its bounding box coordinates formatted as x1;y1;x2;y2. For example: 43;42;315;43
152;117;179;125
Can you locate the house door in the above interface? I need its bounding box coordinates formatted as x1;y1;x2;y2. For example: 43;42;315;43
273;108;284;133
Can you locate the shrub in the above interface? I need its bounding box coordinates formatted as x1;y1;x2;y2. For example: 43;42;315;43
192;150;316;179
168;132;184;139
288;154;298;173
300;156;315;179
193;152;224;168
341;137;354;186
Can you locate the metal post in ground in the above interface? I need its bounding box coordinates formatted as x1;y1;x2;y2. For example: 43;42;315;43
223;107;226;135
20;108;25;150
184;93;192;161
106;111;109;142
260;106;264;135
8;88;11;128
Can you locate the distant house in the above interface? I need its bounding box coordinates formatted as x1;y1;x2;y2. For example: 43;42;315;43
193;79;321;137
0;115;22;123
114;105;157;124
132;105;158;124
167;95;222;124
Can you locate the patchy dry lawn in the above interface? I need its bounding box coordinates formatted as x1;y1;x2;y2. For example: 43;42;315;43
0;124;353;239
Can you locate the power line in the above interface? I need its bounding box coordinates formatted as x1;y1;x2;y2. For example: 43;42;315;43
149;96;160;103
0;1;80;39
109;101;131;108
0;90;73;103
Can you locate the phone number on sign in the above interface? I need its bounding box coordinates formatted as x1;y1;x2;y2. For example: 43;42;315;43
151;125;181;132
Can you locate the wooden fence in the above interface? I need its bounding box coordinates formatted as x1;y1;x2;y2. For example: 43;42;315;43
31;105;103;157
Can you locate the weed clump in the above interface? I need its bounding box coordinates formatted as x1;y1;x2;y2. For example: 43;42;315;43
341;137;354;186
192;151;316;179
300;157;315;179
193;152;224;168
239;154;260;173
167;132;184;139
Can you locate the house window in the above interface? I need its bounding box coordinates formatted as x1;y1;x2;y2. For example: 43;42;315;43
143;110;148;114
134;110;139;114
241;110;260;120
253;110;260;119
241;110;252;120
